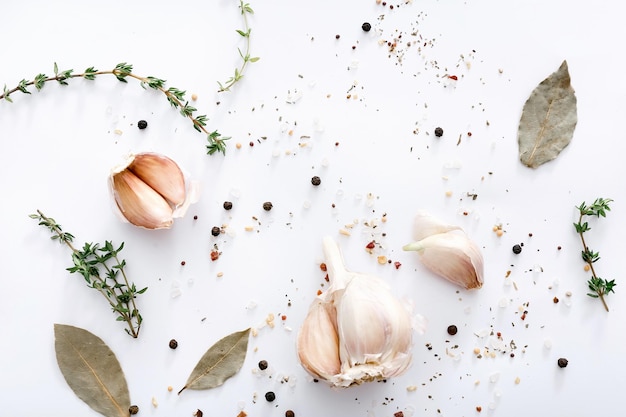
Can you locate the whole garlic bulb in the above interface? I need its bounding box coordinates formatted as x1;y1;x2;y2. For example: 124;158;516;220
297;237;415;387
109;152;198;229
403;211;484;289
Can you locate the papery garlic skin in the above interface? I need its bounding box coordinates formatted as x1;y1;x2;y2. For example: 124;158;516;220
109;152;194;229
403;212;484;290
334;274;413;385
411;210;461;241
297;237;415;388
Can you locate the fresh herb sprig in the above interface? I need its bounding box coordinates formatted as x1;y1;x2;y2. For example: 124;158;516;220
217;0;259;92
30;210;147;338
573;198;615;312
2;63;230;155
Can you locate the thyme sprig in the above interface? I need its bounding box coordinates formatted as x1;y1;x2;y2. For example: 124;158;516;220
2;63;230;155
573;198;615;312
217;0;259;92
30;210;147;338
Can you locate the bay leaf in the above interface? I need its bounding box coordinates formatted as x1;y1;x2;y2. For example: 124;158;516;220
178;328;251;394
518;60;577;168
54;324;130;417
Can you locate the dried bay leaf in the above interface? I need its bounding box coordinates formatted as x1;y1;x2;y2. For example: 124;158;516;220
518;60;577;168
178;328;251;394
54;324;130;417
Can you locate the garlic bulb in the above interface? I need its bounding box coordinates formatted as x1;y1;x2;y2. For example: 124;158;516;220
109;152;197;229
297;237;414;387
403;211;484;289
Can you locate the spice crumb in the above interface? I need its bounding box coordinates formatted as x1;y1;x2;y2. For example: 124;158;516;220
557;357;569;368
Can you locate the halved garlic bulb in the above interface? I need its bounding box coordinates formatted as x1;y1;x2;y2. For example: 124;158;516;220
109;152;196;229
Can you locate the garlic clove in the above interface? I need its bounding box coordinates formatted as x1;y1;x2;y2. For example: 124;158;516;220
403;232;484;289
412;210;462;241
334;274;413;383
111;169;174;229
297;297;341;381
128;153;186;207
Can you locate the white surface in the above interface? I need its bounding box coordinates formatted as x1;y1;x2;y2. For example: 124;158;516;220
1;0;625;416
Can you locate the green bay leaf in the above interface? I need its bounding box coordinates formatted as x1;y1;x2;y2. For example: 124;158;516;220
178;328;251;394
54;324;130;417
518;60;577;168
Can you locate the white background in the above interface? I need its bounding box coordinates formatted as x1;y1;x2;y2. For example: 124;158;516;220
1;1;625;416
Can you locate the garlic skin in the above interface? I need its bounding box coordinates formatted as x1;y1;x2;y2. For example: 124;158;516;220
109;152;197;229
297;237;414;388
403;212;484;290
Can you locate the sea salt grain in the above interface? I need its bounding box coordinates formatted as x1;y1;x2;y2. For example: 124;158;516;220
489;372;500;383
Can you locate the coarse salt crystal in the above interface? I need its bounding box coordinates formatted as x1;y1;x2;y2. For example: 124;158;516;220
489;372;500;383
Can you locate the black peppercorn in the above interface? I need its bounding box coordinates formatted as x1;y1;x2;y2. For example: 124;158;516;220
285;411;295;417
512;244;522;254
311;176;321;186
258;360;268;370
434;127;444;137
211;226;221;237
557;357;568;368
263;201;273;211
169;339;178;349
361;22;371;32
447;325;458;335
137;120;148;130
265;391;276;402
129;405;139;415
223;201;233;210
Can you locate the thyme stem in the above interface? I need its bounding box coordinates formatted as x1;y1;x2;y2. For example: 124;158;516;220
2;63;230;155
217;0;259;92
30;210;147;338
573;198;615;312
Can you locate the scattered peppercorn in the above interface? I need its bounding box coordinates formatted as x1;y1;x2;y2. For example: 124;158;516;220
129;405;139;415
265;391;276;402
285;411;295;417
263;201;273;211
258;360;268;370
223;201;233;210
311;176;321;186
211;226;221;237
193;215;198;220
434;127;444;137
557;357;568;368
180;261;186;266
169;339;178;349
335;34;340;39
361;22;371;32
137;120;148;130
447;325;458;336
393;412;404;417
553;296;559;304
512;244;522;254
